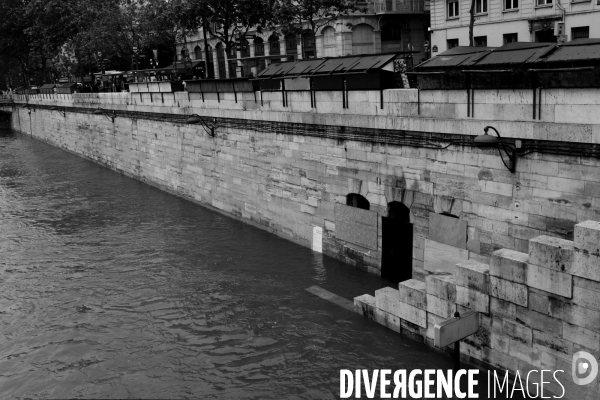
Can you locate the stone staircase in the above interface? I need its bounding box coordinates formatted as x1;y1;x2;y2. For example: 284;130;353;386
355;220;600;398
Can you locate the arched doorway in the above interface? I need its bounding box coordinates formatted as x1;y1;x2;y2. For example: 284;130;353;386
194;45;202;60
381;201;413;283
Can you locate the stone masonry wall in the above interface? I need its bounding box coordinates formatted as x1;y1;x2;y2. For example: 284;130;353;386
4;89;600;281
355;220;600;398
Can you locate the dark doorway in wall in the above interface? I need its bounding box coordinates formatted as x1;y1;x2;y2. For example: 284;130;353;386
381;201;413;283
535;29;556;43
346;193;370;210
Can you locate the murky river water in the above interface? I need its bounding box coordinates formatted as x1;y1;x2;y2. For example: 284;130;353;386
0;130;504;399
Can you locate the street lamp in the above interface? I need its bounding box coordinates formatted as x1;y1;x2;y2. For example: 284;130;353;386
93;108;116;123
473;126;518;173
186;114;218;137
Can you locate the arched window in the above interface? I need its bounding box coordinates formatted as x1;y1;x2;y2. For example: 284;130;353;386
194;45;202;60
240;38;250;57
269;34;280;55
322;27;336;57
346;193;370;210
302;31;316;58
254;37;265;56
352;24;374;55
180;48;187;61
285;34;297;55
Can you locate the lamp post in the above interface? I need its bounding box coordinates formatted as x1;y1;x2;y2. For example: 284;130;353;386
473;126;518;173
186;114;218;136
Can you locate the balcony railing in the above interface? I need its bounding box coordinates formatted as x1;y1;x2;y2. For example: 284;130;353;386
370;0;427;13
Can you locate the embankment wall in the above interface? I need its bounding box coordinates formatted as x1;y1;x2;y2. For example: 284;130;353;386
2;87;600;395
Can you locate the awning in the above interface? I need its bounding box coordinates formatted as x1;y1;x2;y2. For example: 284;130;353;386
542;39;600;63
415;46;495;70
255;53;401;80
474;42;557;66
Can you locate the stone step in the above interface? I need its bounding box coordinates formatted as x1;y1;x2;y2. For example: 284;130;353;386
455;260;490;294
398;279;427;309
375;287;427;328
574;220;600;256
425;274;456;302
528;235;573;272
490;248;529;284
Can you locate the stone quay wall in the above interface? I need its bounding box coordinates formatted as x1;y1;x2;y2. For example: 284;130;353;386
3;87;600;395
356;220;600;398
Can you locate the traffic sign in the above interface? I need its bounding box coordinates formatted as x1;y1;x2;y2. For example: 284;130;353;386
434;311;479;348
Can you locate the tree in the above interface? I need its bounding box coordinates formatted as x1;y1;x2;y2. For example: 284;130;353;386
274;0;365;56
189;0;275;78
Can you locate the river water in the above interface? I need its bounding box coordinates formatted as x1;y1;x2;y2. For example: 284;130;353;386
0;130;501;399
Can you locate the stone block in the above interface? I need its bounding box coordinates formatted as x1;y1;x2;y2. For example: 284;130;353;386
425;274;456;302
574;221;600;256
572;278;600;311
492;317;533;346
397;279;427;309
563;322;600;351
374;286;427;328
455;259;490;294
571;251;600;282
528;235;574;272
490;276;528;307
533;330;573;359
426;294;454;319
490;297;516;320
515;307;563;336
530;289;600;331
490;248;529;284
374;307;401;333
397;302;427;328
354;294;376;319
526;263;573;298
375;287;400;315
456;286;490;314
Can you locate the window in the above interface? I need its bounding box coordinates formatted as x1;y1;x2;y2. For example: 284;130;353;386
505;0;518;9
194;46;202;60
254;37;264;56
268;35;280;55
474;36;487;46
448;0;459;18
503;33;518;44
571;26;589;40
537;0;552;5
447;39;459;49
475;0;488;13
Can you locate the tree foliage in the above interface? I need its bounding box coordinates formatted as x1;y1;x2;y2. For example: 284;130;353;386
274;0;363;37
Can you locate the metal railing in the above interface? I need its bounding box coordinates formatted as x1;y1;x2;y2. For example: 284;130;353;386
371;0;427;12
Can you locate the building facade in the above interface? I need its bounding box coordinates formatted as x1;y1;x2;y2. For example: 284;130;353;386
176;0;430;79
431;0;600;54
